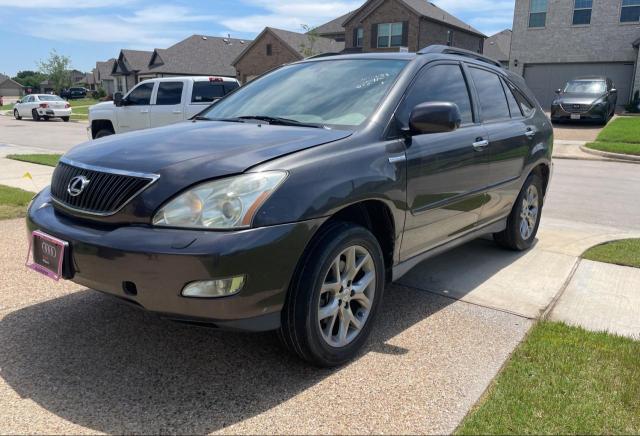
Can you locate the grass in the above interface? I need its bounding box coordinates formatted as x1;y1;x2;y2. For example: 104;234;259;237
457;321;640;435
0;184;35;220
585;117;640;156
1;103;14;110
67;98;99;107
6;153;61;167
582;239;640;268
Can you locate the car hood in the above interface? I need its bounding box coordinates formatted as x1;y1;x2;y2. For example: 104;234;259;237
64;121;352;177
557;92;605;105
89;101;115;111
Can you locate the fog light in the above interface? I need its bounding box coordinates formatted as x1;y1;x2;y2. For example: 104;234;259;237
182;276;245;298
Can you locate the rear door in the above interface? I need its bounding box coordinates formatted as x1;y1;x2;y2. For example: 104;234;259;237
116;81;155;133
399;62;490;261
467;66;532;224
185;80;227;118
149;81;186;127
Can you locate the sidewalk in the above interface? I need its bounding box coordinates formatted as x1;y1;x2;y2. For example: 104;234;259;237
0;157;54;192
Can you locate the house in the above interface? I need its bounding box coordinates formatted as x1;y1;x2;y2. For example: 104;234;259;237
232;27;345;83
314;11;355;42
484;29;512;68
111;49;153;93
95;59;116;96
111;35;251;93
341;0;485;54
0;74;24;97
510;0;640;108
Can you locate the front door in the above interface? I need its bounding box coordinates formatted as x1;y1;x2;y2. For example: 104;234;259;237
150;81;185;128
117;82;154;133
398;62;490;261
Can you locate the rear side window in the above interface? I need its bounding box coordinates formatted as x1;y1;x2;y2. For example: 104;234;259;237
509;83;536;117
399;63;474;125
224;82;239;93
501;78;523;118
156;82;184;105
469;67;511;122
192;82;225;103
127;83;154;106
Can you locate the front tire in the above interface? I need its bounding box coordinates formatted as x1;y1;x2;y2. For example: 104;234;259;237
279;221;385;367
94;129;114;139
494;173;543;251
13;109;21;120
62;116;70;122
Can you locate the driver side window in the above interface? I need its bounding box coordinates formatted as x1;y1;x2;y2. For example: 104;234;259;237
399;63;474;127
126;83;154;106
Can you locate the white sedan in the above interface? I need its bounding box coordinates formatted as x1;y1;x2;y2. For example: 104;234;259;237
14;94;72;122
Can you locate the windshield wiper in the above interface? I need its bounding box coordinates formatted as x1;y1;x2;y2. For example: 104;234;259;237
234;115;326;129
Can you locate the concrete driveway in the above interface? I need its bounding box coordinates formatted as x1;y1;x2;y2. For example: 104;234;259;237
0;114;88;154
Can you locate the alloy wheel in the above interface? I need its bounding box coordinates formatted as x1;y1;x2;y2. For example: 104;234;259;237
317;245;376;348
519;185;539;240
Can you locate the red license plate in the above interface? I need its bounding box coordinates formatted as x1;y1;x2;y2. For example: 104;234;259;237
26;230;68;281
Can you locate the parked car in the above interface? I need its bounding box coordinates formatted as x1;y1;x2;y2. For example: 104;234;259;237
88;76;240;139
60;87;88;100
13;94;71;122
27;46;552;367
551;76;617;124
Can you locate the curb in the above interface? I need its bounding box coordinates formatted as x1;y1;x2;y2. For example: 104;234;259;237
580;145;640;164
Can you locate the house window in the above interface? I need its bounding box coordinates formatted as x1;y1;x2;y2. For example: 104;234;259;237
377;22;403;48
447;30;454;46
266;44;272;56
528;0;547;27
573;0;592;25
621;0;640;22
355;27;364;47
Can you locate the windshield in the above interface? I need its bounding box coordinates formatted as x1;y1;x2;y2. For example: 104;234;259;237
39;95;64;101
563;80;606;94
201;59;408;127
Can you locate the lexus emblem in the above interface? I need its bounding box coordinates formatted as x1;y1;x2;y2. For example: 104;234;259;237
67;175;91;197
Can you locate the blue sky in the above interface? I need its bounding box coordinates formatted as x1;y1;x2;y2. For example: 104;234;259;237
0;0;515;77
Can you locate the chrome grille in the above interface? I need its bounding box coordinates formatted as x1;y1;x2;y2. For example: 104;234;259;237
50;159;159;216
561;103;592;113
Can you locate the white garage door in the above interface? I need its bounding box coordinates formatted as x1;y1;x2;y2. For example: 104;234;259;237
523;62;635;109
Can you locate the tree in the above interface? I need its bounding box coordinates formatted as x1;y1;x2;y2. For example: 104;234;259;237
12;70;46;89
37;50;72;93
300;24;319;58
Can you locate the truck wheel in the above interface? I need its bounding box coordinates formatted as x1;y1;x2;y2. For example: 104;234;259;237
62;116;70;122
31;109;41;121
94;129;113;139
13;109;21;120
494;173;543;251
278;221;385;367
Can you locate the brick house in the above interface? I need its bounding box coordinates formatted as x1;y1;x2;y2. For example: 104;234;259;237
484;29;512;68
509;0;640;108
341;0;485;54
232;27;345;83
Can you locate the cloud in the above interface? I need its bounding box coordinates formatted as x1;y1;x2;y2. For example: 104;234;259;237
222;0;361;33
0;0;131;7
431;0;514;35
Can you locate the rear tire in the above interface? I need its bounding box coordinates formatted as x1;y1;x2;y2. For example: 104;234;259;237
94;129;114;139
279;221;385;367
62;116;70;122
494;173;543;251
13;109;21;120
31;109;41;121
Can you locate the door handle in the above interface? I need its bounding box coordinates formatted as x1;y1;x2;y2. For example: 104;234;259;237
172;110;183;114
525;129;536;139
140;109;149;113
388;154;406;164
472;139;489;151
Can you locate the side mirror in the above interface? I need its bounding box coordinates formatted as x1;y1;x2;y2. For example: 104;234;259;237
555;89;562;94
114;92;124;107
408;102;461;135
611;88;617;94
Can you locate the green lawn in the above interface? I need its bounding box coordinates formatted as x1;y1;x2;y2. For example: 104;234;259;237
67;98;99;107
0;184;35;220
457;321;640;435
1;103;14;110
583;239;640;268
585;117;640;156
6;154;61;167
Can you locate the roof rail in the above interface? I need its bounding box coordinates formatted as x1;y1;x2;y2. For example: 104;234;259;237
417;45;502;68
305;52;342;60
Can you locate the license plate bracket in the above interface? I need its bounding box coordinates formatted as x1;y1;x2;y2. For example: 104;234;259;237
26;230;68;281
570;113;581;120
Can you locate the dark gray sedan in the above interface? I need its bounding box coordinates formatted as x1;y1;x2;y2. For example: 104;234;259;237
551;76;617;124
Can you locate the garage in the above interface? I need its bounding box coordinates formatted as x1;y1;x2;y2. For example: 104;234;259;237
523;62;635;109
0;77;24;98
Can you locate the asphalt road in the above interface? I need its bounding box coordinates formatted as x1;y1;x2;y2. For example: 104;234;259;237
0;115;88;154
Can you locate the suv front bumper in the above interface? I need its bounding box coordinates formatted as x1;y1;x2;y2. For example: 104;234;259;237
27;188;324;331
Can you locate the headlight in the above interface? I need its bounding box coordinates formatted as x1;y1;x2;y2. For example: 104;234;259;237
593;98;606;106
153;171;287;229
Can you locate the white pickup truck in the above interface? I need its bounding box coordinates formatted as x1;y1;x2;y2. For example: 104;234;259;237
88;76;240;139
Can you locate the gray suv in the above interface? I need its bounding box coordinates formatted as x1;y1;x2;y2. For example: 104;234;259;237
551;76;617;124
27;46;553;367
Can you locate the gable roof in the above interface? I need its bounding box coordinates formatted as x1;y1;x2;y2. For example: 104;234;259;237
232;27;345;66
484;29;512;62
96;59;116;81
145;35;251;77
0;76;25;90
112;49;153;75
314;11;355;36
344;0;485;37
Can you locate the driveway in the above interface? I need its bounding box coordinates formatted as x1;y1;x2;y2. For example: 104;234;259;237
0;114;87;154
551;116;614;142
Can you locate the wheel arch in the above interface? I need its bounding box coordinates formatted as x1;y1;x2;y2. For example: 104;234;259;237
91;119;115;138
530;162;551;197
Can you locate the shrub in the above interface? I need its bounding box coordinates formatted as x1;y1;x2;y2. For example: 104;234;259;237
626;90;640;113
